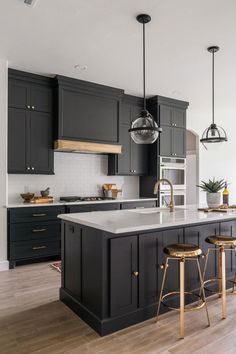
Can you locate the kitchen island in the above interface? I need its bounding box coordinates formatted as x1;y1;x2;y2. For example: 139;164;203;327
58;206;236;335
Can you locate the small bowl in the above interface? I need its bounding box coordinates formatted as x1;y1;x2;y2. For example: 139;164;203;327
20;193;35;203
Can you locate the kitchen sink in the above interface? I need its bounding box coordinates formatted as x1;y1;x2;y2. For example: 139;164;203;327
128;207;188;214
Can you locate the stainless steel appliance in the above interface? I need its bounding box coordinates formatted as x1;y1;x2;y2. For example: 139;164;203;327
59;196;113;203
159;157;186;206
159;157;186;190
159;190;186;207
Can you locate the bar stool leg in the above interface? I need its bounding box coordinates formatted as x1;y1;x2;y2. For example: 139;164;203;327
156;258;169;322
197;258;210;327
180;258;185;339
218;248;222;298
220;246;226;319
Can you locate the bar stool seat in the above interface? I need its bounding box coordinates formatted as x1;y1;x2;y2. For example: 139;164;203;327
157;242;210;339
164;243;202;258
205;235;236;246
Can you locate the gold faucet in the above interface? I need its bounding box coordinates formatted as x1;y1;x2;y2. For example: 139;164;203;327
153;179;175;212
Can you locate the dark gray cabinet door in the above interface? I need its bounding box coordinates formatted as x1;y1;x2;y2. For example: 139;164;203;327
117;124;131;174
172;127;186;158
159;126;172;157
8;108;30;173
8;80;30;110
172;108;186;128
110;236;138;317
130;105;148;175
30;111;53;174
159;105;172;126
30;85;53;113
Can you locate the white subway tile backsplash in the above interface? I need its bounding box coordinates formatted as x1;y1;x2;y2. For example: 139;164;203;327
8;152;139;203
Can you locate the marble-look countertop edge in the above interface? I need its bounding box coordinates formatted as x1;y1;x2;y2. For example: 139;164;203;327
58;208;236;234
6;197;158;208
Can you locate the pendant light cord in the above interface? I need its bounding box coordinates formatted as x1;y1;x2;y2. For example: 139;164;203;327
143;22;146;111
212;49;215;124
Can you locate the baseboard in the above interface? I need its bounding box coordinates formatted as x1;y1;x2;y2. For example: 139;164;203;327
0;260;9;271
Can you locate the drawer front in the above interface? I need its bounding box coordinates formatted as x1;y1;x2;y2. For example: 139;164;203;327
121;201;157;210
10;221;61;242
10;239;61;260
67;205;91;213
9;206;65;223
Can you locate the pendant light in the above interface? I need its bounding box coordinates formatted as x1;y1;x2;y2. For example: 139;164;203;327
200;46;228;149
129;14;162;144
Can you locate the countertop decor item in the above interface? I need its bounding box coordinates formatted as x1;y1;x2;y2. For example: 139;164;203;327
200;46;228;149
31;196;54;204
128;14;162;144
40;187;50;197
197;178;225;208
20;193;35;203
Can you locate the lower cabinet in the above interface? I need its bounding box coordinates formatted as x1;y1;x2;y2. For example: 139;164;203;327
61;219;236;335
110;236;138;317
8;206;65;268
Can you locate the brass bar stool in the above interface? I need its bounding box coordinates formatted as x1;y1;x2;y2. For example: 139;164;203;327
157;243;210;339
203;235;236;319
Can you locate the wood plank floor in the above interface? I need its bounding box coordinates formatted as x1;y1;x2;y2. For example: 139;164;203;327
1;262;236;354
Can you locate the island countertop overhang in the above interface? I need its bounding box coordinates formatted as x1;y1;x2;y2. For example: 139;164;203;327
58;206;236;234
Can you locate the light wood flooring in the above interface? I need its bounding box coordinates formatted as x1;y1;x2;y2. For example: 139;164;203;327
1;262;236;354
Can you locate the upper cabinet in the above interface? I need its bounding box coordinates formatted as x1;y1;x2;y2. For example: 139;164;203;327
108;95;148;176
148;96;189;158
55;76;124;145
8;69;54;174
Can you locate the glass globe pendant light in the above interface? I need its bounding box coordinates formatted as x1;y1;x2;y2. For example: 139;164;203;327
129;14;162;144
200;46;228;149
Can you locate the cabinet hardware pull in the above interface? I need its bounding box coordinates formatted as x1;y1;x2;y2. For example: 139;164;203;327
27;105;31;109
32;228;47;233
31;167;35;170
32;213;47;217
32;246;46;250
133;170;136;173
27;166;30;170
31;106;35;110
132;271;139;277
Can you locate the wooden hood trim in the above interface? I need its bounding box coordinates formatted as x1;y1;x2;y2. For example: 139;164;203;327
54;140;122;154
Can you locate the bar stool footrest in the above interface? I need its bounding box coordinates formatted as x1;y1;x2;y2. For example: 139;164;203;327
161;291;206;312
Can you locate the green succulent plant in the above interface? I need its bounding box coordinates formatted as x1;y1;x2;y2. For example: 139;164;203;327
197;178;225;193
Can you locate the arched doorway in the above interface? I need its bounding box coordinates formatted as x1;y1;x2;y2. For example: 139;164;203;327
186;130;199;205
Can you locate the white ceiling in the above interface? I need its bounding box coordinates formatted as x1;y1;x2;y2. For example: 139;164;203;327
0;0;236;109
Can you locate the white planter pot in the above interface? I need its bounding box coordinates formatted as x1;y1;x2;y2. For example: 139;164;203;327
206;192;221;208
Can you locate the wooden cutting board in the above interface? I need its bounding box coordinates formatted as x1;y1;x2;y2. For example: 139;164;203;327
31;196;54;204
198;206;236;213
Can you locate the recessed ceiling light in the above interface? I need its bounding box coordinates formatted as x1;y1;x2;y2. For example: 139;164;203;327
24;0;38;6
74;64;87;71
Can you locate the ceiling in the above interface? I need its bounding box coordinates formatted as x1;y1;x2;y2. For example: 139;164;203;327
1;0;236;113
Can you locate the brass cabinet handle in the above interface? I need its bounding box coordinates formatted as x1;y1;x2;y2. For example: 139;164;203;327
32;213;47;217
32;228;47;233
32;246;46;250
132;271;139;277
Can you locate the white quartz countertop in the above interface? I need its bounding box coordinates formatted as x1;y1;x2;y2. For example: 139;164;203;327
6;198;157;208
58;206;236;234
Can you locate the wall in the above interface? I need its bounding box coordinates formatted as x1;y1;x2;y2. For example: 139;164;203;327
0;59;8;271
8;153;139;203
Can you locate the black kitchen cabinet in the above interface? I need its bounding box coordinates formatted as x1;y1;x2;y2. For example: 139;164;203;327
220;220;236;280
56;75;123;144
67;203;120;214
8;206;65;268
110;236;138;317
108;95;148;176
148;96;188;159
8;69;54;174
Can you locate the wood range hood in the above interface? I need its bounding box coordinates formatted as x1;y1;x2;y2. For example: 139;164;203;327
54;139;122;154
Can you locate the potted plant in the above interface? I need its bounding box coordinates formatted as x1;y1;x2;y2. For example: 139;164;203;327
197;178;225;208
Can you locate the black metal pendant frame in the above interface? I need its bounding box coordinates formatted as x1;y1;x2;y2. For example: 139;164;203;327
200;46;228;147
